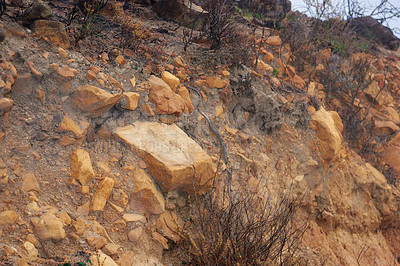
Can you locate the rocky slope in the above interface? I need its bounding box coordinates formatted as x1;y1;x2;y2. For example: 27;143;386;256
0;1;400;265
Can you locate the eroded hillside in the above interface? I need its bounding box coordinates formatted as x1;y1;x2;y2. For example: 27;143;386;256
0;0;400;265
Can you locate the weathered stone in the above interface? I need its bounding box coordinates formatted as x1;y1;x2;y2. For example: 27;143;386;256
384;146;400;177
152;231;168;249
161;71;180;92
115;122;216;193
123;213;146;223
21;1;52;25
28;61;42;77
58;212;71;226
112;189;129;207
263;51;274;61
0;210;18;226
87;236;108;249
266;35;282;46
72;84;122;117
70;149;95;186
22;173;40;192
122;92;140;111
56;116;83;138
86;70;97;80
365;81;393;106
373;121;400;136
310;107;343;163
128;227;143;242
130;169;165;215
383;107;400;125
90;251;118;266
22;241;38;262
142;102;155;116
103;243;121;256
91;177;115;211
31;213;66;242
117;251;134;266
0;97;13;113
57;65;76;78
115;55;126;66
174;56;186;68
58;47;68;58
349;16;400;50
215;105;224;118
130;76;136;89
26;234;39;248
148;75;185;116
177;86;194;113
153;0;208;30
205;76;229;89
388;132;400;147
155;210;182;241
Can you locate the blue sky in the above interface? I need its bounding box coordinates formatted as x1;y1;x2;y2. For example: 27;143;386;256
290;0;400;37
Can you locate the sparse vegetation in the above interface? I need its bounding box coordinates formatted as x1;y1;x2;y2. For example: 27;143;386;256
67;0;109;46
203;0;235;49
177;182;305;265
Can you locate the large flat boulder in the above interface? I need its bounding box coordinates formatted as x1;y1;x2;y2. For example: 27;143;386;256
115;122;216;193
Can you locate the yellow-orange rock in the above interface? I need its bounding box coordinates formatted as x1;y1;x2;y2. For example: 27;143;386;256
130;76;136;89
387;132;400;147
161;71;180;92
148;75;185;116
91;177;115;211
255;59;273;73
115;55;126;66
34;20;71;49
56;116;83;138
86;70;97;80
123;92;140;111
90;251;118;266
263;51;274;61
130;169;165;215
70;149;95;186
72;84;122;117
31;213;66;242
310;107;343;162
177;86;194;113
155;210;182;241
0;210;18;226
266;35;282;46
115;122;216;193
0;97;13;113
293;74;306;88
205;76;229;89
22;173;40;192
365;81;393;106
174;56;186;68
57;65;75;78
382;107;400;125
373;121;400;136
58;47;68;58
384;146;400;177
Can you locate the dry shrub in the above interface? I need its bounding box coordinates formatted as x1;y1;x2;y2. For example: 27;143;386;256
178;183;305;265
0;0;5;17
68;0;109;46
203;0;234;49
111;1;150;50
